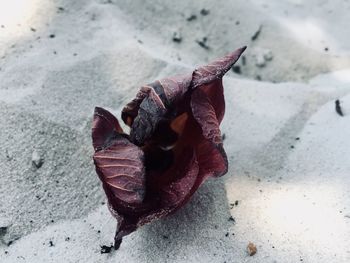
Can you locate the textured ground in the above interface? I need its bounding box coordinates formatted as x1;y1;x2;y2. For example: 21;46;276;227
1;0;350;262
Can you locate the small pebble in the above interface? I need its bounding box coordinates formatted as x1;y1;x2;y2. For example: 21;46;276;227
263;50;273;61
186;14;197;21
232;65;241;74
228;216;236;223
241;55;246;65
253;48;273;67
172;31;182;43
247;242;257;256
200;9;210;16
0;226;8;236
222;133;226;141
32;150;44;168
255;53;266;67
251;25;262;41
101;245;113;254
196;37;210;50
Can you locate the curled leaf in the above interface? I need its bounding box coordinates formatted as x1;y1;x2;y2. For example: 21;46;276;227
92;46;246;249
93;107;146;206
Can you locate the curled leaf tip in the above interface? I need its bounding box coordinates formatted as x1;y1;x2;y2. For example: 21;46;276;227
192;46;247;88
92;47;246;249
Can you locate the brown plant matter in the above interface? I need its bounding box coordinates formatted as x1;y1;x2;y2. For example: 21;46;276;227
92;46;246;249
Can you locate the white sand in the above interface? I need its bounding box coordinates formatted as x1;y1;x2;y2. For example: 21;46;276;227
1;0;350;262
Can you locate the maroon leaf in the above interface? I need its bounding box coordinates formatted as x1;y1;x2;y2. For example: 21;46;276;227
191;88;228;178
191;46;247;88
93;108;146;205
159;149;198;208
92;107;123;151
129;86;167;146
191;88;222;146
93;136;146;205
197;79;225;123
92;47;246;250
195;137;228;178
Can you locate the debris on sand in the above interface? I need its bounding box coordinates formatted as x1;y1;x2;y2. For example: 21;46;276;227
196;37;210;50
253;48;273;68
335;99;344;116
251;25;262;41
200;9;210;16
57;7;65;13
232;65;241;74
101;245;113;254
32;150;44;169
186;14;197;21
172;31;182;43
228;216;236;223
222;133;226;141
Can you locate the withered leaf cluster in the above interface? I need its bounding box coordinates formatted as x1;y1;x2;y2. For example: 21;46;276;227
92;47;246;249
